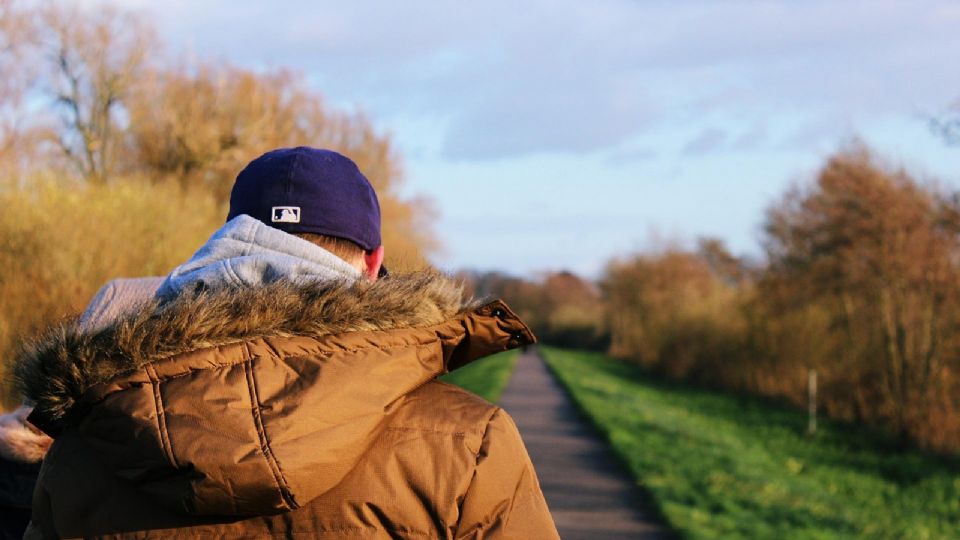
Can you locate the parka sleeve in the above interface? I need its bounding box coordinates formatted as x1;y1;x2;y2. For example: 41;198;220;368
455;408;560;540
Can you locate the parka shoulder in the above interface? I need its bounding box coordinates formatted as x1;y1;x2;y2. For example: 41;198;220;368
390;380;501;437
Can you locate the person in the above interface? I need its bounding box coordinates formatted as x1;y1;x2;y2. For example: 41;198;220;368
0;405;49;539
14;147;560;539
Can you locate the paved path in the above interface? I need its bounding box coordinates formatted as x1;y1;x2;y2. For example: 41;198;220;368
498;349;675;540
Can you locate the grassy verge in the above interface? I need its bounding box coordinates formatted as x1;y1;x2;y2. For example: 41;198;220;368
439;349;520;403
541;346;960;540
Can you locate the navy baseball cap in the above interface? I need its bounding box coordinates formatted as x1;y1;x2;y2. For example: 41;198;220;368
228;147;382;253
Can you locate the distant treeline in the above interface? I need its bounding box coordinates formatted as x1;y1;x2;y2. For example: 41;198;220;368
0;2;436;407
464;145;960;453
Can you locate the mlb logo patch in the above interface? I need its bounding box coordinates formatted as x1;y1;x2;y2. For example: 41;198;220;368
271;206;301;223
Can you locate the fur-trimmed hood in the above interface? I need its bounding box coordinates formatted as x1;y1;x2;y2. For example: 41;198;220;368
14;270;535;520
15;270;497;435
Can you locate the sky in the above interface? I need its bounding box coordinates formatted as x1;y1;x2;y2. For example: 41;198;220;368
107;0;960;277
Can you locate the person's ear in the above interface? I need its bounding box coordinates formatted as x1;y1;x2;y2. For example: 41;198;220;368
363;246;385;281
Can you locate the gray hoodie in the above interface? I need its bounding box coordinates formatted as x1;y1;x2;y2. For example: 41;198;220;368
156;214;361;299
82;215;361;331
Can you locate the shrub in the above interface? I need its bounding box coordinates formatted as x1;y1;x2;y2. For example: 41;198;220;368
0;174;222;407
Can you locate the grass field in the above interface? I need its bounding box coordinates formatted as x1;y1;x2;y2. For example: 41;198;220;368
541;346;960;540
439;349;519;403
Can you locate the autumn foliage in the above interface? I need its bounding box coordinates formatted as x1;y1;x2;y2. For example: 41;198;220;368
759;147;960;449
602;146;960;452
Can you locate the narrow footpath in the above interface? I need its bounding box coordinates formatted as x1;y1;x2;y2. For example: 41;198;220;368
498;349;675;540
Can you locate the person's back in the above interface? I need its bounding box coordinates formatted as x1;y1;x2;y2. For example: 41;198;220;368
15;148;559;539
21;272;550;538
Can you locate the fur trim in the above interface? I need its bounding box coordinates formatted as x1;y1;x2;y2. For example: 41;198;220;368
15;270;471;429
0;406;52;462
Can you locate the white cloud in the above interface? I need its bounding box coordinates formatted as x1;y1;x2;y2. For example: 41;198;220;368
683;128;727;155
105;0;960;161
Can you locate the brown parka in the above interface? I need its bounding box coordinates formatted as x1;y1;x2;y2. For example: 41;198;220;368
15;271;560;539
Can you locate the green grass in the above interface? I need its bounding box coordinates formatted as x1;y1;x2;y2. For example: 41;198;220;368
439;349;520;403
541;346;960;540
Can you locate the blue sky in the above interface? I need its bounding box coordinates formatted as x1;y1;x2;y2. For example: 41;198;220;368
111;0;960;277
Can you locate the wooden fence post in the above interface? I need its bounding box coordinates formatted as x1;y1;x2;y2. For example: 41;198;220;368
807;368;817;436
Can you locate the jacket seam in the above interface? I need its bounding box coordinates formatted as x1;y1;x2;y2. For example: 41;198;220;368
242;344;299;511
259;336;285;361
144;357;253;384
145;339;431;380
452;406;504;537
283;339;433;358
385;426;468;437
475;407;501;459
248;527;434;538
145;363;178;468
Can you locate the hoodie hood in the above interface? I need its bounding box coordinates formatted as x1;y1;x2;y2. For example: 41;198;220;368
156;214;362;301
15;270;536;517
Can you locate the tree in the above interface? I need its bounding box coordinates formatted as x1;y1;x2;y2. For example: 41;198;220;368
601;249;742;377
39;4;154;183
127;65;314;196
762;144;960;441
0;0;42;176
697;237;747;284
